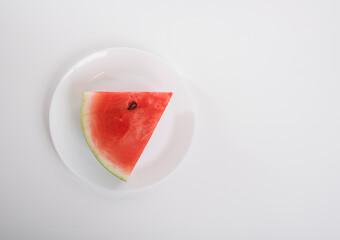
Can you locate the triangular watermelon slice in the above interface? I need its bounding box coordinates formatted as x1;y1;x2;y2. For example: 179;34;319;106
81;92;172;181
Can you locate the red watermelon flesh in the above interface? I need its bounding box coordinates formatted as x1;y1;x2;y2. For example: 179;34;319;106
81;92;172;181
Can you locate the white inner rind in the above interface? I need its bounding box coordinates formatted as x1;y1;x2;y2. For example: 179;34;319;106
81;92;130;181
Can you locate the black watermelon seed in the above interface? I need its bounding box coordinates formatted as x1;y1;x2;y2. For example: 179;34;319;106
128;102;137;110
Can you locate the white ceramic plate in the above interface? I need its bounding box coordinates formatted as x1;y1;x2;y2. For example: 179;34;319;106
49;47;195;191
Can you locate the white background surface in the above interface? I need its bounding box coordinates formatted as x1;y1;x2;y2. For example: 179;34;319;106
1;0;340;239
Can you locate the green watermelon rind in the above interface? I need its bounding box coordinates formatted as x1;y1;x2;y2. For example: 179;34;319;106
81;92;128;182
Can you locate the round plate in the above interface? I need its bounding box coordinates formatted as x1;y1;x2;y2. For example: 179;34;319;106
49;47;195;191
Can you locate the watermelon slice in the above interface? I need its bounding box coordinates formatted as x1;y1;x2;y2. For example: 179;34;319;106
81;92;172;181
